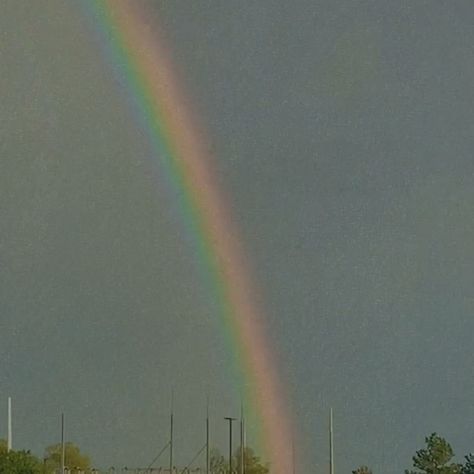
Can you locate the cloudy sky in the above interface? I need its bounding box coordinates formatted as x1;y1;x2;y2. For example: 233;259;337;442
1;1;474;472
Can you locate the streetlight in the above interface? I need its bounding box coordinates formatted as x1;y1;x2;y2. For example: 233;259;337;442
224;417;236;474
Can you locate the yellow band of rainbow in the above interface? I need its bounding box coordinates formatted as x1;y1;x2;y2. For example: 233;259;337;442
84;2;294;472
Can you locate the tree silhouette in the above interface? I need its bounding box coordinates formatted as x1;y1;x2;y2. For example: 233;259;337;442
43;442;90;472
405;433;461;474
233;446;268;474
461;454;474;474
210;446;268;474
0;449;41;474
352;466;373;474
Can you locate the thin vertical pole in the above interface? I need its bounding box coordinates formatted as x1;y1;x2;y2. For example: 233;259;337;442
230;420;233;474
292;434;295;474
7;397;12;452
243;414;246;453
225;417;236;474
329;408;334;474
170;392;174;474
61;413;65;474
206;398;210;474
240;402;244;474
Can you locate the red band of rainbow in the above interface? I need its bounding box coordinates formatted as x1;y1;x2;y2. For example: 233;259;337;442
85;2;294;472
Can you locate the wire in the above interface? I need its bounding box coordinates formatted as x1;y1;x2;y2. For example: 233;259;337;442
180;444;207;474
147;441;171;470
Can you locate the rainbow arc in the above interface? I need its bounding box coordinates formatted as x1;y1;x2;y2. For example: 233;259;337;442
85;2;294;472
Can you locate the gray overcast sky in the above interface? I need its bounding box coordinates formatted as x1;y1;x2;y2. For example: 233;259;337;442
1;1;474;473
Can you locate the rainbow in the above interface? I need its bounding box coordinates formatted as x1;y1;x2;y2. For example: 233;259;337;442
84;2;293;472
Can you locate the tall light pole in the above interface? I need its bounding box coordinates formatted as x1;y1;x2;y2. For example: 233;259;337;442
224;417;236;474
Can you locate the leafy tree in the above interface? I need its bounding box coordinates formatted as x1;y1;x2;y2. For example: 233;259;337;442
461;454;474;474
352;466;373;474
43;442;90;472
210;448;226;474
0;449;42;474
233;446;269;474
406;433;461;474
210;447;268;474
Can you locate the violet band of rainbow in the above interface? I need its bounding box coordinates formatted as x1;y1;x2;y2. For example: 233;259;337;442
85;2;294;472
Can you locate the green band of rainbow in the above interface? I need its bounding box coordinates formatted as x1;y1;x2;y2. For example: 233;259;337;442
85;2;294;471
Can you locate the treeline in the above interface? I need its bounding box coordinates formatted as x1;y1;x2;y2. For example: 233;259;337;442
210;446;268;474
0;440;90;473
353;433;474;474
10;432;473;474
0;442;268;474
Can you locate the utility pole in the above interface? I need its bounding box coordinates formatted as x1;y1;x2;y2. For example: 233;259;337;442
61;413;65;474
225;417;236;474
7;397;12;452
329;408;334;474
